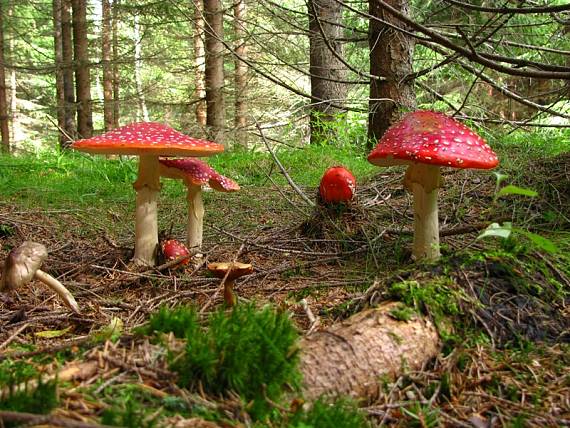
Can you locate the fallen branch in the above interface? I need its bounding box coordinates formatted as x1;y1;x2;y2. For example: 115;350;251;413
0;411;112;428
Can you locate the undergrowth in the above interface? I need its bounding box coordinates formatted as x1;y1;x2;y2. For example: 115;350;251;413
146;303;301;421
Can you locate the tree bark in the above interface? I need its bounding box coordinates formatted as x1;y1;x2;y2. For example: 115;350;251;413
102;0;114;131
134;13;149;122
53;0;67;147
204;0;225;145
0;0;10;153
7;0;16;146
71;0;93;139
300;302;439;399
368;0;416;146
308;0;347;145
193;0;207;128
112;0;120;128
233;0;248;147
62;0;76;142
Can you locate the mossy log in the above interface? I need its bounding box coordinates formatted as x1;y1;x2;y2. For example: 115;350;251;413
299;302;440;399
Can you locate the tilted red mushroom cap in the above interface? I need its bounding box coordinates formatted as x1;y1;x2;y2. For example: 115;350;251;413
161;239;190;267
159;158;240;192
368;111;499;169
319;166;356;204
71;122;224;157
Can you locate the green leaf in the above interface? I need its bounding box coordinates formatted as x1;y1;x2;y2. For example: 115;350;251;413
477;222;512;240
497;185;538;198
515;229;559;253
35;326;72;338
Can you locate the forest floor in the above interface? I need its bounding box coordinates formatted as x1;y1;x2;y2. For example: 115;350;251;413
0;151;569;427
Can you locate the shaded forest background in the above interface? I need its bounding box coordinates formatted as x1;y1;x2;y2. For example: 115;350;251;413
0;0;568;154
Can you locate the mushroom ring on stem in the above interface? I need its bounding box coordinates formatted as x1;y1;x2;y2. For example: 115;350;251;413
1;241;80;313
368;111;499;260
71;122;224;266
207;262;253;307
159;158;240;253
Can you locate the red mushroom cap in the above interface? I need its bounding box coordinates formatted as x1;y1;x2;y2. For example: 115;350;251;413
71;122;224;157
367;111;499;169
159;158;240;192
319;166;356;204
161;239;190;267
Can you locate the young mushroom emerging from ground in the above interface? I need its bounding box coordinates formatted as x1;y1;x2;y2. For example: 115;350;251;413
368;110;499;260
318;166;356;205
1;241;80;313
159;158;240;253
207;262;253;307
160;239;190;269
71;122;224;266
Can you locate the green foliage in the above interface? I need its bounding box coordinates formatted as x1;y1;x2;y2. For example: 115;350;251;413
388;278;466;322
167;303;301;420
0;361;58;426
101;395;157;428
287;398;370;428
144;305;200;339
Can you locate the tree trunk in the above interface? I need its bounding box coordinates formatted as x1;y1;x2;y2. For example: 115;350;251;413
62;0;76;142
0;0;10;154
300;302;439;399
71;0;93;139
193;0;207;128
308;0;347;145
134;13;149;122
112;0;120;128
102;0;114;131
204;0;225;145
53;0;66;147
233;0;247;147
7;0;16;146
368;0;416;146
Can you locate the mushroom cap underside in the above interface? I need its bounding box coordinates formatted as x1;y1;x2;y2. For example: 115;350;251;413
368;110;499;170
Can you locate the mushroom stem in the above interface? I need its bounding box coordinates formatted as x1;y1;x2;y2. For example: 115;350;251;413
34;269;81;314
133;155;161;265
404;164;441;260
223;280;237;307
186;184;204;253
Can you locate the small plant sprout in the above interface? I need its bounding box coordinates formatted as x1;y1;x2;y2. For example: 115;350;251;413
1;241;80;313
207;262;253;306
318;166;356;204
71;122;224;266
159;158;240;253
368;110;499;260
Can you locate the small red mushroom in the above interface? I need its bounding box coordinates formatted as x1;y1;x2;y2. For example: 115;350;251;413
72;122;224;266
368;111;499;260
161;239;190;268
159;158;240;252
319;166;356;204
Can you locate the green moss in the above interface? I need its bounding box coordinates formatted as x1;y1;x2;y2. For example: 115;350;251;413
286;398;370;428
163;303;300;420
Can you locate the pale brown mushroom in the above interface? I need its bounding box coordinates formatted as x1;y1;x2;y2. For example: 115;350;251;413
1;241;80;313
207;262;253;307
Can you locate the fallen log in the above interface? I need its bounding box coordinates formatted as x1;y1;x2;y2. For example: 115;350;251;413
300;302;440;400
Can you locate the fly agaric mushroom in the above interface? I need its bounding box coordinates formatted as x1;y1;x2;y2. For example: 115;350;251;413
319;166;356;204
71;122;223;266
161;239;190;268
207;262;253;307
1;241;80;313
159;158;240;253
368;110;499;260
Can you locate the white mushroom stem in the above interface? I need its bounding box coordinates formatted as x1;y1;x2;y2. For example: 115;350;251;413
34;269;80;314
404;163;442;260
133;155;161;266
186;184;204;253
